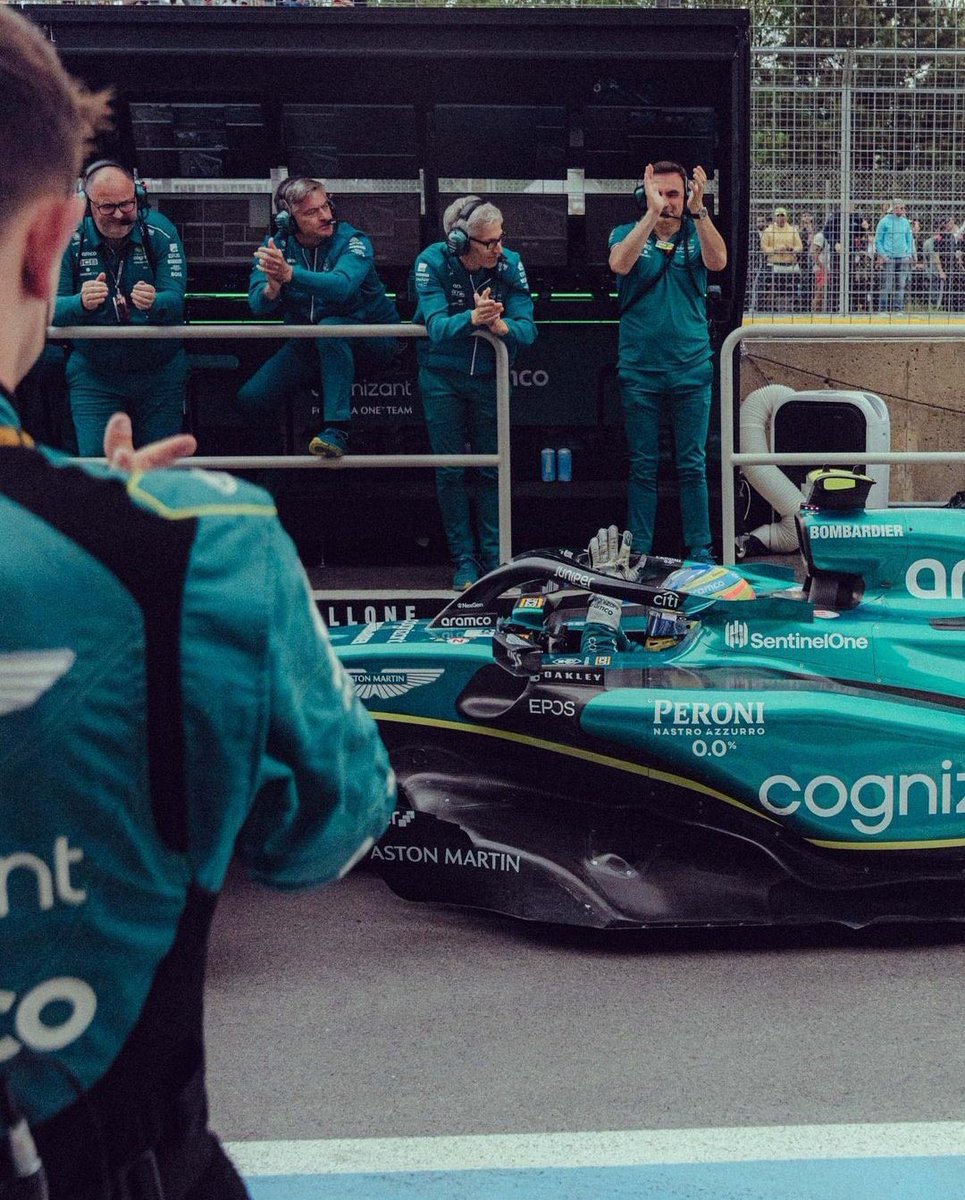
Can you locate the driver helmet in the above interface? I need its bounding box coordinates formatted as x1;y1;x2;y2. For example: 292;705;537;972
644;564;755;650
663;564;756;601
503;593;548;641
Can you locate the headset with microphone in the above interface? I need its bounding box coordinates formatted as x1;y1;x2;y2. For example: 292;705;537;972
75;158;156;289
273;177;296;242
273;177;337;246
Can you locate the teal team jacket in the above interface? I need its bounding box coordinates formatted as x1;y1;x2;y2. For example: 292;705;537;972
248;219;400;326
411;242;537;377
0;393;395;1183
609;220;711;378
53;210;188;375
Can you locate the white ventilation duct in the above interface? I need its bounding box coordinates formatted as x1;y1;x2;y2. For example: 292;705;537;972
738;383;803;553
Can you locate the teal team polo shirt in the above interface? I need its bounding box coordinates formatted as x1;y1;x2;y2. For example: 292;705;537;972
609;221;711;378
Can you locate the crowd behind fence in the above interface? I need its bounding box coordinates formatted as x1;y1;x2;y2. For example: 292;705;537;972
749;40;965;320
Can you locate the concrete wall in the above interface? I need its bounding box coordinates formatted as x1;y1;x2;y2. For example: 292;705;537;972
738;334;965;503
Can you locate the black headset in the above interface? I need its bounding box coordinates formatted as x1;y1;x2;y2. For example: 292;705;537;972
75;159;156;288
274;177;336;241
82;159;148;213
445;196;485;257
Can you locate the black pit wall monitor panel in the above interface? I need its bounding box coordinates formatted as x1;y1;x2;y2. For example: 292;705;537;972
151;194;272;265
581;106;718;179
33;5;750;332
432;105;568;180
130;102;271;179
282;105;420;180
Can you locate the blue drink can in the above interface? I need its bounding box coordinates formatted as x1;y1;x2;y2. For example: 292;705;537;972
540;448;557;482
557;447;572;482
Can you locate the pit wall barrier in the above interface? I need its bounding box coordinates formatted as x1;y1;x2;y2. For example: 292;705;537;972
51;322;512;567
720;324;965;566
52;322;965;574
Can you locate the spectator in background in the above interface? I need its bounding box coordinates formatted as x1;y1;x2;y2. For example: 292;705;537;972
921;222;946;310
906;216;929;307
810;222;829;312
796;210;816;311
239;176;400;458
821;206;868;313
851;219;876;312
411;195;537;590
875;198;916;313
747;213;768;312
759;206;802;311
937;216;963;312
0;10;395;1197
53;160;189;455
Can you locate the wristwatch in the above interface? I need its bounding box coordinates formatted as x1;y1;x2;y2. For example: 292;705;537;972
693;207;709;221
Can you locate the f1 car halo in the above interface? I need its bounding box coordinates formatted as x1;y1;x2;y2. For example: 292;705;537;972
332;474;965;930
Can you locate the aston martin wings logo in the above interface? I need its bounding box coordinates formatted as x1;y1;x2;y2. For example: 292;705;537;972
347;667;444;701
0;650;76;717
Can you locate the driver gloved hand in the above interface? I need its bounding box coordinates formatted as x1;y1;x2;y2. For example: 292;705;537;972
579;593;634;660
587;525;641;581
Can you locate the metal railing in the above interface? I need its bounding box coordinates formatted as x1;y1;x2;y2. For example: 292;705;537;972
50;321;514;564
719;323;965;565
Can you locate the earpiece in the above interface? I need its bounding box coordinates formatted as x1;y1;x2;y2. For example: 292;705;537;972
274;177;296;232
446;197;484;256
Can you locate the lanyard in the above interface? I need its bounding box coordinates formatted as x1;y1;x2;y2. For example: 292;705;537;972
99;246;127;294
301;244;318;322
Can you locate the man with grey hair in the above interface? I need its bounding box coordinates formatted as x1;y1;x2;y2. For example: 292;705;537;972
240;175;400;457
412;195;537;589
874;197;916;313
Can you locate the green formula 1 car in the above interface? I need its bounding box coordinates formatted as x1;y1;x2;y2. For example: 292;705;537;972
331;475;965;929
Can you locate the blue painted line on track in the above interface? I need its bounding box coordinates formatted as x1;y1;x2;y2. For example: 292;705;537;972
246;1155;965;1200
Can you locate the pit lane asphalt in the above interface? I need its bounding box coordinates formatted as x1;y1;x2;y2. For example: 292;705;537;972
205;866;965;1143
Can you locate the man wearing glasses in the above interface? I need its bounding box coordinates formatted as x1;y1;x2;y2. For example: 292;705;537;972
53;160;189;456
412;195;536;590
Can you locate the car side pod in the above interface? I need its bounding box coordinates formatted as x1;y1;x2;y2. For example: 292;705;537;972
797;490;965;610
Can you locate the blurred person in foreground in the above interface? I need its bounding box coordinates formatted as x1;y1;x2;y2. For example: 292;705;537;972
0;8;395;1198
